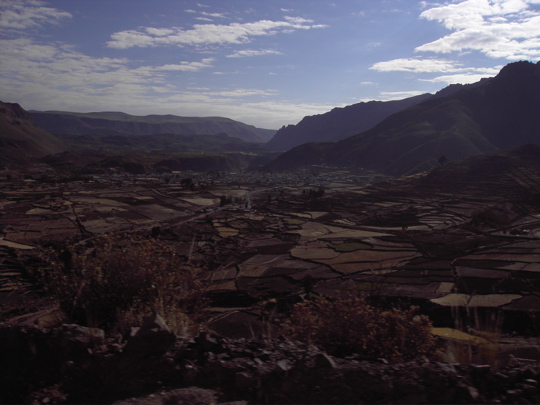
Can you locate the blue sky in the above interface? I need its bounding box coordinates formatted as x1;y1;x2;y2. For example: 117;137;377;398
1;0;540;129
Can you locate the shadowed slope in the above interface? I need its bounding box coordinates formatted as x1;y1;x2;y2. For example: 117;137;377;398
30;111;275;144
264;61;540;176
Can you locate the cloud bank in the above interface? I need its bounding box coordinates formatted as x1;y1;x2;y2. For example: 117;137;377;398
107;18;327;50
417;0;540;60
370;0;539;84
226;49;283;58
0;0;72;30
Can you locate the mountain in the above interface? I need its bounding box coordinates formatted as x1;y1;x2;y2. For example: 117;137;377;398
264;61;540;176
266;93;432;151
415;143;540;197
30;111;276;143
0;101;64;166
53;132;267;155
264;81;488;152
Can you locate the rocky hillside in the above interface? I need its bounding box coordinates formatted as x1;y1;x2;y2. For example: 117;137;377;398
264;61;540;175
3;321;540;404
0;101;64;166
30;111;276;143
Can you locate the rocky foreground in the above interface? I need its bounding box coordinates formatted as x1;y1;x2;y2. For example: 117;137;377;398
2;314;540;405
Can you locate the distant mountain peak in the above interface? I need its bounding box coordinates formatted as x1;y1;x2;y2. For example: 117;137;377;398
1;101;31;123
496;60;539;78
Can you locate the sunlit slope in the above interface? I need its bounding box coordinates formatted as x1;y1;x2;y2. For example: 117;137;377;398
0;101;64;165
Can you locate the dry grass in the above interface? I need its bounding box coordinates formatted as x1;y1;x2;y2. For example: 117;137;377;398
30;233;209;335
283;295;440;362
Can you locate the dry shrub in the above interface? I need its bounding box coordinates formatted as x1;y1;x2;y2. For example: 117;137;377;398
283;296;439;362
33;234;208;334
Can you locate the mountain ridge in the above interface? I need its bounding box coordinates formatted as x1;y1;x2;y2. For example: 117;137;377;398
266;93;432;151
30;110;276;144
265;79;489;151
264;61;540;176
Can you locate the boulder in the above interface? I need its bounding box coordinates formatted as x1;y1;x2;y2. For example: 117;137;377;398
54;323;105;356
123;313;175;356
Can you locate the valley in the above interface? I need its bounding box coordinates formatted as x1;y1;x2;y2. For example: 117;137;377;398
4;0;540;400
4;61;540;404
4;146;540;361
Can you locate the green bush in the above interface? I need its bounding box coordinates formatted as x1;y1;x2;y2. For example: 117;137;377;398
33;234;208;334
283;296;439;362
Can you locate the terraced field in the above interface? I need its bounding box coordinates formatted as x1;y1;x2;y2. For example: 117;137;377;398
3;146;540;350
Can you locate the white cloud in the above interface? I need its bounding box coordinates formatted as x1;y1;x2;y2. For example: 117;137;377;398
369;1;536;88
284;16;314;24
0;0;72;30
226;49;283;58
0;35;323;128
370;57;501;83
107;18;327;49
420;72;497;84
379;91;428;100
371;58;463;72
157;87;277;102
156;58;214;71
201;11;227;18
417;0;540;60
145;27;175;37
207;89;277;97
0;37;216;107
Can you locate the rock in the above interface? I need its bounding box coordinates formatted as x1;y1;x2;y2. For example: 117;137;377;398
123;313;176;356
57;324;105;342
314;352;336;369
55;324;105;355
4;306;65;329
275;359;291;372
113;387;219;405
455;383;481;403
234;371;257;390
196;332;226;353
7;326;540;405
521;383;538;395
207;311;276;339
467;386;481;402
175;347;198;360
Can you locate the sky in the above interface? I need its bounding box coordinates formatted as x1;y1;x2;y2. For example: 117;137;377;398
1;0;540;129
